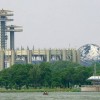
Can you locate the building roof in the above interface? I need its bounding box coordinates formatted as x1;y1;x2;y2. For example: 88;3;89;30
88;76;100;81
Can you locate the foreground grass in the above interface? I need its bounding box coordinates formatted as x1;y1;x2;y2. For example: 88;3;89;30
0;87;81;92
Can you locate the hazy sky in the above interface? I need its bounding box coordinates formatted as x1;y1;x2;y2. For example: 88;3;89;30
0;0;100;49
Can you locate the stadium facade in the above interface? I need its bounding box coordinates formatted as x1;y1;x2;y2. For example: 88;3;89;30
0;9;80;70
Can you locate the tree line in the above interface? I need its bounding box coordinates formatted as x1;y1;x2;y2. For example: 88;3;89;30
0;61;99;90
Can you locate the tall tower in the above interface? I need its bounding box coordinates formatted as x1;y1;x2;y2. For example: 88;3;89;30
6;25;23;50
0;9;13;50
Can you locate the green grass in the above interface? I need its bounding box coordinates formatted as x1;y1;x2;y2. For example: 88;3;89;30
0;87;81;92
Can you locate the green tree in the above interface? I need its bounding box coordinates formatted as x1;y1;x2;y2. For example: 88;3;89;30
28;64;41;88
39;62;52;87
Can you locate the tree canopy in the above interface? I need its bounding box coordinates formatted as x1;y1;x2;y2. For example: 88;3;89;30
0;61;99;90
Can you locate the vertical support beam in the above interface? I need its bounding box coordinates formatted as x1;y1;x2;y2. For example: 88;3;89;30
10;31;14;50
46;49;51;62
27;50;32;64
11;50;15;66
0;9;13;50
56;49;58;61
6;25;23;50
76;50;80;64
43;49;46;62
72;49;77;63
9;56;11;67
0;49;4;70
6;50;11;67
66;49;72;61
62;49;66;61
0;18;6;49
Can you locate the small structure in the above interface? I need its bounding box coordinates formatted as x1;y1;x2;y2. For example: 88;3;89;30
81;76;100;92
81;63;100;92
88;76;100;85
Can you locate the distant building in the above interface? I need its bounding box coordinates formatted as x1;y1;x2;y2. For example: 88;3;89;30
88;76;100;85
0;9;13;50
0;9;80;70
81;64;100;92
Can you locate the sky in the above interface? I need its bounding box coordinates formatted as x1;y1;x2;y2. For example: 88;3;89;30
0;0;100;49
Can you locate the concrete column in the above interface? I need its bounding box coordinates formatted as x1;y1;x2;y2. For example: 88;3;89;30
43;49;46;62
66;49;72;61
9;57;11;67
62;49;66;61
0;49;4;70
76;50;80;64
27;50;32;64
72;49;77;63
46;49;51;62
11;50;15;66
10;31;14;50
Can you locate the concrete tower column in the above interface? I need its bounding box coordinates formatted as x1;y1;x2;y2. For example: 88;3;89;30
0;49;4;70
62;49;66;61
76;50;81;64
46;49;51;62
11;50;15;66
0;9;13;69
9;56;11;67
72;49;77;63
6;50;11;67
27;50;32;64
66;49;72;61
6;25;23;50
10;28;14;50
0;9;13;50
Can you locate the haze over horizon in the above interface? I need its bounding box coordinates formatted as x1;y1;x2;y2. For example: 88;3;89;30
0;0;100;49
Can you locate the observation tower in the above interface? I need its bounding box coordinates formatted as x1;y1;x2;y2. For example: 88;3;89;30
6;25;23;50
0;9;13;50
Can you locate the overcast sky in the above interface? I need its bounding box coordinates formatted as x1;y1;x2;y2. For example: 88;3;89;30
0;0;100;49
